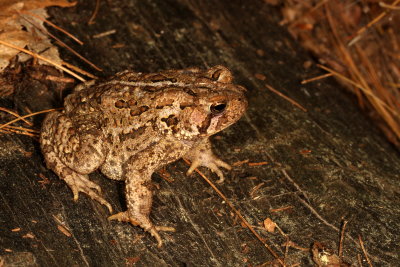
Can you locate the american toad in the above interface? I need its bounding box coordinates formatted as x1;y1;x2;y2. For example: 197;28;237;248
40;65;247;247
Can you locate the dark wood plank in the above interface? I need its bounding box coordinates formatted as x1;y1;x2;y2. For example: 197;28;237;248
1;0;399;266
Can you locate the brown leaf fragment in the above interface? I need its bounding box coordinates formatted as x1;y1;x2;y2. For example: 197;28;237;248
254;73;267;81
241;243;250;254
263;218;276;233
312;242;351;267
125;256;140;266
0;0;76;71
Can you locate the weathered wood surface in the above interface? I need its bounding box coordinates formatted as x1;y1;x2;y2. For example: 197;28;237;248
1;0;399;266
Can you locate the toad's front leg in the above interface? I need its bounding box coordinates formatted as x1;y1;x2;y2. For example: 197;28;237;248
108;170;175;247
184;138;231;183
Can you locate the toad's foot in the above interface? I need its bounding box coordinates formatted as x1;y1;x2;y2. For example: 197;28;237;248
108;211;175;247
184;139;231;183
186;156;231;183
64;172;113;213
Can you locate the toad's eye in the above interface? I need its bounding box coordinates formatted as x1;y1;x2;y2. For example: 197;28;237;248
210;103;227;115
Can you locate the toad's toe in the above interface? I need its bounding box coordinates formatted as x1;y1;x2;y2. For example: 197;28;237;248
64;173;112;213
108;211;175;247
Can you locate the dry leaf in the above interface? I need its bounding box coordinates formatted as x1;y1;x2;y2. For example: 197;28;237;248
311;242;350;267
263;217;276;233
0;0;75;71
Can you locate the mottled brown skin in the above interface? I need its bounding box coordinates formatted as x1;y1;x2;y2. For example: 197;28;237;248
40;66;247;247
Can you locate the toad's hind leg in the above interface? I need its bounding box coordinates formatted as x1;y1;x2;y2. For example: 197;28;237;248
46;155;112;213
41;112;107;173
108;170;175;247
40;112;112;212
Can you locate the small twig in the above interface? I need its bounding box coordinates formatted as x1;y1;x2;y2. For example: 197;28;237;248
357;254;363;267
4;125;39;133
0;40;85;82
388;82;400;88
279;168;365;253
301;73;333;84
379;1;400;9
265;84;307;112
358;235;373;267
20;16;102;72
281;169;310;203
45;75;75;83
88;0;101;24
21;10;83;45
338;220;348;260
0;107;33;126
248;161;268;166
232;159;249;166
282;240;309;252
183;159;285;266
1;126;38;137
317;64;399;117
349;0;400;45
283;235;290;265
0;109;61;130
49;30;103;72
0;129;10;134
93;29;117;39
62;61;98;80
274;223;287;238
270;206;293;213
249;182;265;198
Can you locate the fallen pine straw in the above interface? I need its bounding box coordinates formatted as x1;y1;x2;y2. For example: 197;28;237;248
0;40;86;82
0;108;61;131
280;0;400;149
